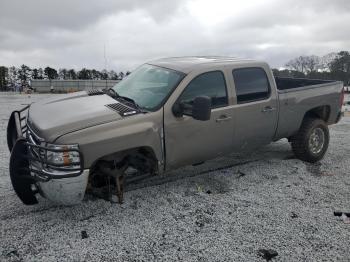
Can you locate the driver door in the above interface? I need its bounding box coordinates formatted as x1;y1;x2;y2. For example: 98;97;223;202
164;70;235;170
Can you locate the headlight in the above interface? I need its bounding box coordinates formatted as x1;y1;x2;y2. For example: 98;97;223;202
46;144;80;166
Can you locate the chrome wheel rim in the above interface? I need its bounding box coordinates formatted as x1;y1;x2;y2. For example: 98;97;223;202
309;127;325;154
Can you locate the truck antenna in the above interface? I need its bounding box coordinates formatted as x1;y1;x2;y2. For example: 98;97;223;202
104;43;108;89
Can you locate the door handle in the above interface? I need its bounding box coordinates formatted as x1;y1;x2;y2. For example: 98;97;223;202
261;106;276;113
216;115;232;122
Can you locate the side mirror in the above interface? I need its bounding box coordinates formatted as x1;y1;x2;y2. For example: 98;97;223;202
173;96;211;121
191;96;211;121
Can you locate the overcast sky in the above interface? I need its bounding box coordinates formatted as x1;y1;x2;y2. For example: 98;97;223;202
0;0;349;71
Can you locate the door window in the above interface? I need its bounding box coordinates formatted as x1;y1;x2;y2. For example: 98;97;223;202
179;71;228;108
232;68;270;104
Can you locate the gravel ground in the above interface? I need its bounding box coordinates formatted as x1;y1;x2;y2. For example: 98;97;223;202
1;93;350;262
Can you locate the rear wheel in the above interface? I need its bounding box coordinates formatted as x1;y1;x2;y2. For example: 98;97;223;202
290;118;329;163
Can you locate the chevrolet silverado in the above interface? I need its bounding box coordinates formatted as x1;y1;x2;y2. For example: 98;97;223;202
7;57;344;205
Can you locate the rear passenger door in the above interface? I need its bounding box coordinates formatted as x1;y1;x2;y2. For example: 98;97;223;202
230;66;278;150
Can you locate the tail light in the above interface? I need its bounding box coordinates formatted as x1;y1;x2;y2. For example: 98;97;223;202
340;86;345;107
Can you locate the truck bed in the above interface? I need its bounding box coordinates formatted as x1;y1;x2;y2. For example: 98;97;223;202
275;77;335;90
274;78;343;140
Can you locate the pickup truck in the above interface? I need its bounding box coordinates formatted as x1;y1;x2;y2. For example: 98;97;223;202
7;57;344;206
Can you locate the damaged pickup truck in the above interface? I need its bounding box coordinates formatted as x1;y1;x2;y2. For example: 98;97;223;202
7;57;344;205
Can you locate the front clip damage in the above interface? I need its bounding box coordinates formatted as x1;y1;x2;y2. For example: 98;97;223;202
88;153;157;204
88;160;128;204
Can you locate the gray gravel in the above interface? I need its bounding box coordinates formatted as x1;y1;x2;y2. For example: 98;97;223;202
1;93;350;262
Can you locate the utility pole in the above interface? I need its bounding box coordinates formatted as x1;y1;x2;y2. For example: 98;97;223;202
104;43;108;89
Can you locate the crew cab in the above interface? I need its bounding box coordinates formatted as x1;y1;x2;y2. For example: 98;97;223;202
7;57;344;205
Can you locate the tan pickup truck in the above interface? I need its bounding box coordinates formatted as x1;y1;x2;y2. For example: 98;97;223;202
7;57;344;205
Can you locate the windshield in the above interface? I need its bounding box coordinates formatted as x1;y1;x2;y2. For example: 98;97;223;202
112;64;185;111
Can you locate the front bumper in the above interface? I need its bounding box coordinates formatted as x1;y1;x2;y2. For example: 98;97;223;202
38;169;89;205
7;107;88;205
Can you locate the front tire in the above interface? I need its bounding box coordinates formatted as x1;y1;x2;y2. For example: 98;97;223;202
290;118;329;163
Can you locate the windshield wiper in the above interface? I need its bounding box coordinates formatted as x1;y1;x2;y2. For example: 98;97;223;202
118;96;148;113
104;88;147;113
104;88;118;98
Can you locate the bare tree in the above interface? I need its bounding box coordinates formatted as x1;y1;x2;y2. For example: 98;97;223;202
0;66;8;91
58;68;68;80
285;55;320;74
304;55;320;73
8;66;18;88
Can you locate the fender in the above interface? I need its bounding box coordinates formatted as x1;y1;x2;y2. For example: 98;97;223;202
55;110;164;170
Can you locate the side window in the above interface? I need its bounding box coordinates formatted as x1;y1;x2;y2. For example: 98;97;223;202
232;68;270;104
179;71;228;108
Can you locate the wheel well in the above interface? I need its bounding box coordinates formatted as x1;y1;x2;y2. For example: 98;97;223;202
303;105;330;123
90;146;159;174
87;147;159;203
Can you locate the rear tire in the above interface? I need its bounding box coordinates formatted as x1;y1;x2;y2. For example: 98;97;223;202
290;118;329;163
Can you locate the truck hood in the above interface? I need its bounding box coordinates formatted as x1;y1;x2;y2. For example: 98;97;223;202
27;92;123;142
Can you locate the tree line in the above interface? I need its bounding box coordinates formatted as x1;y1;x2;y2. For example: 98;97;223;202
273;51;350;86
0;65;131;91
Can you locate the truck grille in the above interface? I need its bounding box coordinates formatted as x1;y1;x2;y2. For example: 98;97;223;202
9;108;84;180
105;103;138;116
26;124;45;159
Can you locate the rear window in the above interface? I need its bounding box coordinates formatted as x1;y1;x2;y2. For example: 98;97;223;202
232;68;270;104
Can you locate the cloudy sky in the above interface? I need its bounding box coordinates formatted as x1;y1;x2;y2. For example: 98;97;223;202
0;0;349;71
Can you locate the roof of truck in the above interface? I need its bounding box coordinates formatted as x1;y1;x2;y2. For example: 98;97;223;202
147;56;262;73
